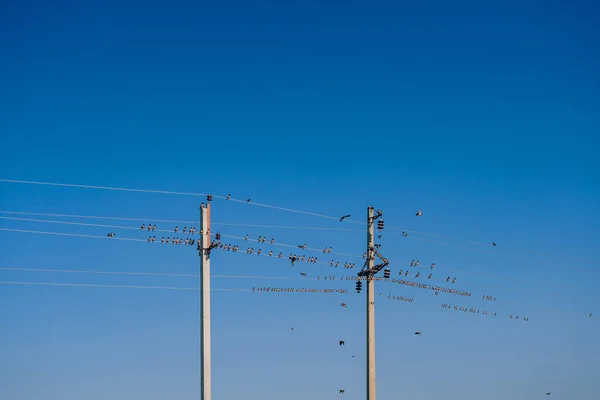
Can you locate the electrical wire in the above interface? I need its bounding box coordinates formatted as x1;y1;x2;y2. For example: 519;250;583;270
0;211;364;232
0;216;364;258
1;226;593;296
0;228;146;242
0;267;319;281
221;233;362;258
2;179;589;264
0;226;358;271
0;281;248;291
0;179;365;224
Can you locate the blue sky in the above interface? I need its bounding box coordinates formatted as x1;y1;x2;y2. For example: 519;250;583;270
0;0;599;398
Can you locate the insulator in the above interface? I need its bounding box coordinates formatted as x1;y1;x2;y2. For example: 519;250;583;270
377;220;384;231
383;268;391;279
355;281;362;292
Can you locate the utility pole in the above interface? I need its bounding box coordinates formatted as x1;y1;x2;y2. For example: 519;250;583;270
366;207;376;400
199;202;212;400
357;206;388;400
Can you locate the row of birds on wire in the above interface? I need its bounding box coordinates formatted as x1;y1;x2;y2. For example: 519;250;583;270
441;303;529;321
107;223;507;306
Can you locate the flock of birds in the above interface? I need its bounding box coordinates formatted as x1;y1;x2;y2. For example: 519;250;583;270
101;203;574;397
440;303;530;320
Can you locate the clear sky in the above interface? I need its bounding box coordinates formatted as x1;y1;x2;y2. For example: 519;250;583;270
1;0;599;399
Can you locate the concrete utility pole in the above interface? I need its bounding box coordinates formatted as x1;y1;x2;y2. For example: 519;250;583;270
200;202;212;400
357;206;388;400
366;206;376;400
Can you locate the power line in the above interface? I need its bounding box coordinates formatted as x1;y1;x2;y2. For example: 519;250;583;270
221;233;362;258
0;280;249;291
0;216;364;258
0;179;365;224
0;211;364;232
0;267;319;281
1;226;593;295
0;228;146;242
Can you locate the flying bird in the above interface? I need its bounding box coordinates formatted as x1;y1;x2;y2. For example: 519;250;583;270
416;210;423;216
340;215;351;221
339;340;345;346
415;332;422;335
492;242;497;247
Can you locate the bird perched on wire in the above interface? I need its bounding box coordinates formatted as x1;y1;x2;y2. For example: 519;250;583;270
340;214;351;221
247;198;251;203
416;210;423;216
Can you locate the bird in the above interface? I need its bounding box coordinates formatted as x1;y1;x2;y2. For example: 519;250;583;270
545;393;551;396
340;214;351;221
492;241;497;247
415;332;422;335
300;272;307;276
247;198;251;203
402;231;408;237
339;340;345;346
416;210;423;216
351;355;356;358
340;303;347;307
290;327;294;331
339;389;345;394
226;194;230;200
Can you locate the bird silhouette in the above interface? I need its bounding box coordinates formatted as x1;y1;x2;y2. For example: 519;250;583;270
416;210;423;216
340;215;351;221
